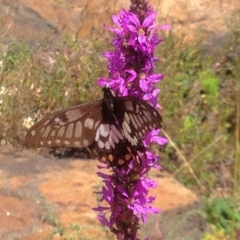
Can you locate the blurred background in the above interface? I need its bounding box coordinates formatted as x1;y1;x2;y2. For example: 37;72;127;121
0;0;239;239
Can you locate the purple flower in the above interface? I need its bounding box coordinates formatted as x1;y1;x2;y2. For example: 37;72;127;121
144;129;168;146
95;1;169;239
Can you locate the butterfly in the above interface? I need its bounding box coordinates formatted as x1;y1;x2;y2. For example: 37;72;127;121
25;87;162;166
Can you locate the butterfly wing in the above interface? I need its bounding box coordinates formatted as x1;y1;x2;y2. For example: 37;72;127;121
25;87;163;166
90;119;136;166
25;100;102;148
91;95;163;166
113;96;162;147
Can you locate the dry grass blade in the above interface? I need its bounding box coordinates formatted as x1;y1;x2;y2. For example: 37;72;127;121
162;129;204;190
230;94;240;239
174;135;224;175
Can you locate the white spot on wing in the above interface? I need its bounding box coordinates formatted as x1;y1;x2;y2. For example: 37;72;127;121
64;140;70;145
66;110;83;121
94;120;101;130
50;130;56;137
132;136;138;145
125;101;134;111
75;121;82;138
43;125;51;138
95;128;100;141
98;140;104;149
55;139;61;144
122;122;134;143
124;112;130;123
142;116;148;123
84;118;94;129
47;140;52;145
65;123;74;138
83;139;89;147
138;116;144;124
122;125;130;141
54;117;65;126
129;114;138;129
140;104;147;110
143;111;151;121
105;141;110;150
31;130;35;136
43;120;50;126
111;125;123;140
110;130;119;144
140;131;145;138
136;104;140;113
109;135;115;148
74;141;81;147
122;121;131;133
132;114;141;128
99;124;110;138
58;126;65;137
40;127;45;134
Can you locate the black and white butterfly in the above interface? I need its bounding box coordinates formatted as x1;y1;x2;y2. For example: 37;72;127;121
25;87;162;166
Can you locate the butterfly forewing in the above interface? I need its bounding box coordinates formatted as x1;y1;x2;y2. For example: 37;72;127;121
114;96;162;147
25;100;102;148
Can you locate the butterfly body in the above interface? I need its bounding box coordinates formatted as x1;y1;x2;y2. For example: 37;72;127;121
25;87;162;165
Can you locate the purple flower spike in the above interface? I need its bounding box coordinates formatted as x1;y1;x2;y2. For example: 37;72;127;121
95;1;169;239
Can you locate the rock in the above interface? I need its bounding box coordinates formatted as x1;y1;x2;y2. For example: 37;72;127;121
0;0;239;46
0;146;207;240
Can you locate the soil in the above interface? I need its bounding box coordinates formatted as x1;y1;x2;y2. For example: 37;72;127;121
0;146;210;240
